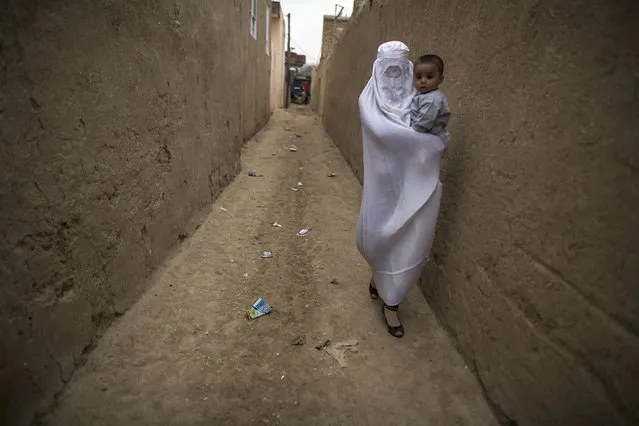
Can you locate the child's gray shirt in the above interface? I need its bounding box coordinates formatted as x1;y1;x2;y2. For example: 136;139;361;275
410;89;451;135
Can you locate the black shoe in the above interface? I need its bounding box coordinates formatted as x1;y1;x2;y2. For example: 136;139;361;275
383;304;404;338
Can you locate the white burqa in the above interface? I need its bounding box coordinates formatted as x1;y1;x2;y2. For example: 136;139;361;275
356;41;447;307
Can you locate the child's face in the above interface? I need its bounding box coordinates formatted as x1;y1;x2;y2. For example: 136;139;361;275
414;63;444;94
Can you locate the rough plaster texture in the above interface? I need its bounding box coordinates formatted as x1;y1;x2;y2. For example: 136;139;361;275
0;0;271;424
310;65;326;117
315;0;639;425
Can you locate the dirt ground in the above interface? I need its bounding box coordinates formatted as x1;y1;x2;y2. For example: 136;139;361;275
42;108;497;426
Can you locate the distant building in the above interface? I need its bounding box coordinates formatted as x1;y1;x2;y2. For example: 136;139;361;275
320;14;350;61
286;51;306;68
319;1;369;62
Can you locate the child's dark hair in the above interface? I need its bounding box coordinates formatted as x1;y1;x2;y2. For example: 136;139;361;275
415;54;444;74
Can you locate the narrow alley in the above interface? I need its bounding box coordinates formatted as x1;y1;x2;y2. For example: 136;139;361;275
3;0;637;424
42;108;496;425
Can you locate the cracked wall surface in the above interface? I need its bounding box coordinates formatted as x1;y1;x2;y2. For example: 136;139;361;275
0;0;271;424
314;0;639;425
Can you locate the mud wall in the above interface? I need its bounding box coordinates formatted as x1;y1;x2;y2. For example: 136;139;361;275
310;64;326;118
316;0;639;425
0;0;271;424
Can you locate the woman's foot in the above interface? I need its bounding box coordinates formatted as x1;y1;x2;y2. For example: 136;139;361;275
383;304;404;338
368;278;379;300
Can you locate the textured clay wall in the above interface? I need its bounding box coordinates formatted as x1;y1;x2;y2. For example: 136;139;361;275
310;64;326;116
318;0;639;425
0;0;271;424
241;1;272;141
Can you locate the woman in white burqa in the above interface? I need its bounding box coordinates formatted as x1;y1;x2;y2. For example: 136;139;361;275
356;41;448;338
